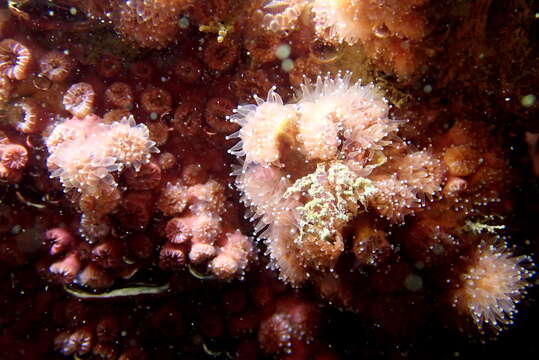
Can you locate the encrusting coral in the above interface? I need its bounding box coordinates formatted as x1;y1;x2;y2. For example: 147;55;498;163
114;0;194;49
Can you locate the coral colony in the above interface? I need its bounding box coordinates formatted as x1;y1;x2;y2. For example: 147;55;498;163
0;0;537;359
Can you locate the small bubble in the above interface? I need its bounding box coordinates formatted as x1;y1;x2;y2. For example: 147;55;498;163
405;274;423;292
521;94;536;108
432;243;444;255
69;7;78;16
150;112;158;120
275;44;291;60
373;25;390;39
178;17;190;29
281;59;294;72
423;84;433;93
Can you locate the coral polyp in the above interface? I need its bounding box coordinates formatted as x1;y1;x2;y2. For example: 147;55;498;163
451;241;534;333
63;82;96;118
0;38;31;80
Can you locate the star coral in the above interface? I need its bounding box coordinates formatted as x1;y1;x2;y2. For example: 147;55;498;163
62;82;96;118
5;98;43;133
0;142;28;182
38;50;74;83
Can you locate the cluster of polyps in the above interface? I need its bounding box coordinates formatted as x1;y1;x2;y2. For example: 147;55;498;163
229;73;445;284
158;178;254;280
259;0;429;76
46;114;158;238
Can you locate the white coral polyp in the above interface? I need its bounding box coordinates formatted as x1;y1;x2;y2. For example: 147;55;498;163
231;73;397;168
101;116;159;171
48;146;116;194
47;115;157;188
295;73;396;160
453;242;534;332
236;165;294;232
298;74;391;125
230;92;299;166
210;231;253;280
296;101;341;161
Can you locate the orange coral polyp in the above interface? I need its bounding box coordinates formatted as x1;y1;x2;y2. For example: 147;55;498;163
39;51;73;82
7;98;42;134
105;82;134;109
0;143;28;171
0;39;32;80
63;82;96;118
